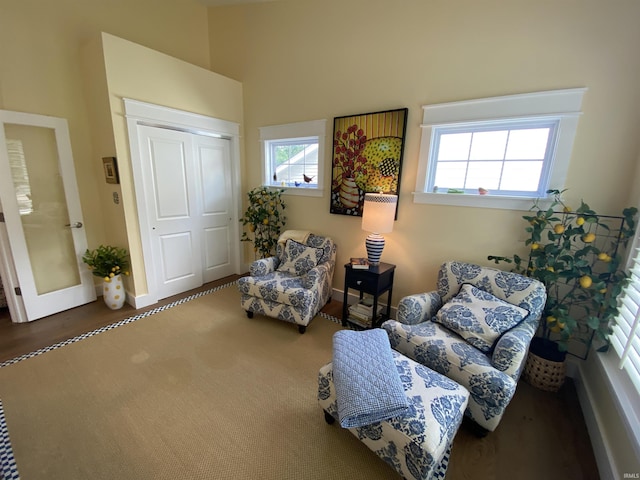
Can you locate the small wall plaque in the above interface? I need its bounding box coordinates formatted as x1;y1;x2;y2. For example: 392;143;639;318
102;157;119;184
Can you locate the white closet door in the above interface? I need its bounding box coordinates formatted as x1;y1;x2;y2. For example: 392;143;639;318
139;126;202;299
138;125;234;300
195;135;235;283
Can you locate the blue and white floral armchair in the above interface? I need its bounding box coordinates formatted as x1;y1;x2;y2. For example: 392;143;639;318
237;232;336;334
381;261;546;433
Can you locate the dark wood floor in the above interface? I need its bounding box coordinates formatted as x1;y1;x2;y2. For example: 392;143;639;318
0;275;600;479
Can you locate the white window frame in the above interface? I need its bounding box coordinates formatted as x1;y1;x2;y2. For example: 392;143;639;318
605;221;640;456
413;88;587;210
259;119;326;197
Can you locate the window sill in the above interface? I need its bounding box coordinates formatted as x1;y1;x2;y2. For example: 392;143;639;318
266;186;323;198
412;191;552;211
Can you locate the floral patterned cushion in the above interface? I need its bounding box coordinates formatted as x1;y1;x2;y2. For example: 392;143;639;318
434;284;528;353
276;239;324;275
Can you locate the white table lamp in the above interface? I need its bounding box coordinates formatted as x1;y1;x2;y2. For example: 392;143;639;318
361;193;397;265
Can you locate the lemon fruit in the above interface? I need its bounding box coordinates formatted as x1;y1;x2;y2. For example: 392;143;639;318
579;275;593;288
553;224;565;234
597;252;611;262
576;217;585;226
583;232;596;243
563;206;572;213
531;242;540;250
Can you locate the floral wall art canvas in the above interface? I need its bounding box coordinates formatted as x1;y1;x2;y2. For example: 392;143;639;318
330;108;408;216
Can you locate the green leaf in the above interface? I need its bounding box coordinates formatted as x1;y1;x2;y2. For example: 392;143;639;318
587;316;601;329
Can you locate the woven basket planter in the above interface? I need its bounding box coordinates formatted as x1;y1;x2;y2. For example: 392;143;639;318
523;350;566;392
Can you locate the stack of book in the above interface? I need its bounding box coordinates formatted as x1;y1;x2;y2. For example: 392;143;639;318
350;257;370;270
347;300;384;328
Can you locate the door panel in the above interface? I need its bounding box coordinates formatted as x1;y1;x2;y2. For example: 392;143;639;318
0;111;96;321
204;226;230;271
150;138;190;219
159;231;196;281
140;126;201;299
196;136;234;282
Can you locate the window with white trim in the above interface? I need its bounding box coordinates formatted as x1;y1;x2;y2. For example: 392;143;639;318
414;88;587;210
260;119;326;197
611;226;640;395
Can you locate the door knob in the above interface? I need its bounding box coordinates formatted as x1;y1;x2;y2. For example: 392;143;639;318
65;222;83;228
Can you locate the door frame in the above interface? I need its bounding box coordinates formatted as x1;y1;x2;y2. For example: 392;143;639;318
124;99;242;308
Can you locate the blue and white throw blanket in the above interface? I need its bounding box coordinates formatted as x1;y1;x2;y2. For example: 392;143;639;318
332;328;410;428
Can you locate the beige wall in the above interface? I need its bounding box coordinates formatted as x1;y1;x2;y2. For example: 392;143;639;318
0;0;211;272
208;0;640;305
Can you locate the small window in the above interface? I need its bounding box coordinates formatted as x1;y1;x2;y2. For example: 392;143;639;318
414;88;587;210
260;120;326;197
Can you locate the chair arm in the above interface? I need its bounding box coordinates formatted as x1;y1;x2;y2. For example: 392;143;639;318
396;292;443;326
249;256;279;276
301;262;331;290
492;321;537;380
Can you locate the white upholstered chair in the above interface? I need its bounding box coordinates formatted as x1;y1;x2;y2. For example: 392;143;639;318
382;261;546;433
237;231;336;333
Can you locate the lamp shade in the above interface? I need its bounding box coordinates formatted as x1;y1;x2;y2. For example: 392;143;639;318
361;193;397;233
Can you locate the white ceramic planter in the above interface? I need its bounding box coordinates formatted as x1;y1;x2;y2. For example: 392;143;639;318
103;274;125;310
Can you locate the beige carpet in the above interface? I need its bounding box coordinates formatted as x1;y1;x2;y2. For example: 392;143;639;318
0;284;399;480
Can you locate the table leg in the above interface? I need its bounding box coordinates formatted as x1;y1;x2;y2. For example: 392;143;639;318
342;287;349;326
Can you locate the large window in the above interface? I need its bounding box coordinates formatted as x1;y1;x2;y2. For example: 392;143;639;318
429;119;558;196
414;88;587;210
260;119;326;197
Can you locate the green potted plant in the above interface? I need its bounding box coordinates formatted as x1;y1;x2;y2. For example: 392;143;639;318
240;187;287;259
489;190;637;364
82;245;130;280
82;245;130;310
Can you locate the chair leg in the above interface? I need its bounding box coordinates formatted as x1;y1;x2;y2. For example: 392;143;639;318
463;417;489;438
298;325;307;334
323;410;335;425
246;310;254;319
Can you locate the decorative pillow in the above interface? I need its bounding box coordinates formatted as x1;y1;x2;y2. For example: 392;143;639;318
434;284;529;352
276;239;324;276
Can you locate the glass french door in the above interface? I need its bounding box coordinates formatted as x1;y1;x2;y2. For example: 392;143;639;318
0;110;96;321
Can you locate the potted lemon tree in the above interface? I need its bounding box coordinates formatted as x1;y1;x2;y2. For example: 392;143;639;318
240;187;287;259
489;190;636;389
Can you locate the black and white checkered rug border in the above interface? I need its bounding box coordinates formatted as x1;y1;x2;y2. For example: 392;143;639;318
0;400;19;480
0;280;236;480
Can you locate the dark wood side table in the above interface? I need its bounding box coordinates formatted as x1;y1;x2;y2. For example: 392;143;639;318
342;262;396;328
